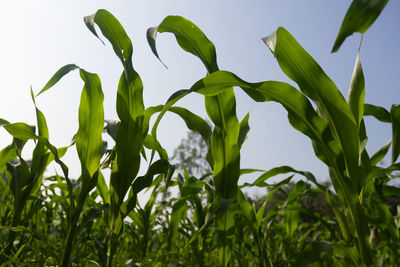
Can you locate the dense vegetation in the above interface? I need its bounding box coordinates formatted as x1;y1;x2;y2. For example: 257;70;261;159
1;1;399;266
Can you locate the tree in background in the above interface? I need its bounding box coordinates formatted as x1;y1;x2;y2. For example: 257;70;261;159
171;131;211;178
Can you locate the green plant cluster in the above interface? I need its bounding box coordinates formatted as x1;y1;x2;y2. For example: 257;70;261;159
1;1;399;266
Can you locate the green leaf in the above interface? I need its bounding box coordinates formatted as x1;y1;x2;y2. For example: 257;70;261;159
149;16;240;200
36;64;79;96
143;134;168;160
347;54;365;128
96;171;110;204
168;199;189;248
131;159;170;195
391;104;400;163
85;10;133;75
147;16;218;73
0;118;10;126
239;168;264;176
86;10;146;215
238;113;250;149
364;103;391;123
0;143;17;174
75;69;104;181
263;27;360;187
237;190;257;233
180;177;205;198
3;123;36;140
370;140;391;166
169;106;212;147
332;0;389;52
1;122;70;195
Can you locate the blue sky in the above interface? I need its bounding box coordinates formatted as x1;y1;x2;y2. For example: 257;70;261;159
0;1;399;196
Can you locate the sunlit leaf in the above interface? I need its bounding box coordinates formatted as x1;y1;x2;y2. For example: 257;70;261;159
332;0;389;52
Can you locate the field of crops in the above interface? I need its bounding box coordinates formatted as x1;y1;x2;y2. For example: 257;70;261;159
1;1;399;266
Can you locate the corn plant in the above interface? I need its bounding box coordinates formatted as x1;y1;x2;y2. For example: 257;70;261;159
0;1;399;265
144;1;396;265
0;94;70;262
147;15;257;266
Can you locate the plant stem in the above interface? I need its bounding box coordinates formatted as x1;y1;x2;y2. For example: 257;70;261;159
60;198;85;267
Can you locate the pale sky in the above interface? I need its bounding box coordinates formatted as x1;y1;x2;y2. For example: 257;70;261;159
1;1;399;196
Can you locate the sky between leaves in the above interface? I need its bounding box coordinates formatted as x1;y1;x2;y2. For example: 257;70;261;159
0;1;399;196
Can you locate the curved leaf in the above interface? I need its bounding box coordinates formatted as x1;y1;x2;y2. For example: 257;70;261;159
263;27;360;188
364;103;391;123
36;64;79;96
147;15;218;73
332;0;389;52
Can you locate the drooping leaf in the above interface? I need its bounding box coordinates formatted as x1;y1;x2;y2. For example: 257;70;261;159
263;27;360;187
169;106;212;147
86;10;146;214
332;0;389;52
149;16;240;202
147;15;218;73
36;64;79;96
364;103;391;123
131;159;170;195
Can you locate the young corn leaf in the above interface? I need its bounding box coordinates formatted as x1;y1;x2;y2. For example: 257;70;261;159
332;0;389;52
391;104;400;163
75;69;104;192
143;134;168;159
84;11;155;266
0;143;17;174
237;190;257;233
148;16;240;201
347;54;365;129
370;140;391;166
169;106;212;147
96;172;110;204
131;159;170;195
147;16;218;73
142;105;163;136
263;27;360;189
168;199;189;248
85;10;145;211
364;103;391;123
238;113;250;149
36;64;79;96
180;177;205;198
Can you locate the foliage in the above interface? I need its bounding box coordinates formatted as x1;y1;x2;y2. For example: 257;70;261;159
0;1;399;266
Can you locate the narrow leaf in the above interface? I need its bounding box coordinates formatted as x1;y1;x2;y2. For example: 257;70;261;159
364;103;391;123
347;54;365;128
36;64;79;96
391;104;400;163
